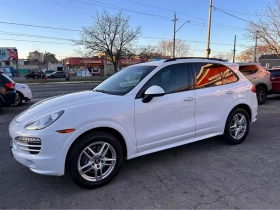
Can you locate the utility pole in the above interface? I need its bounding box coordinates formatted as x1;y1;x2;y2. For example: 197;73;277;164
206;0;213;58
254;30;259;63
233;35;236;62
172;12;178;58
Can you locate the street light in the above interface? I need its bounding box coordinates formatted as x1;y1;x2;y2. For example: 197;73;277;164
173;14;190;58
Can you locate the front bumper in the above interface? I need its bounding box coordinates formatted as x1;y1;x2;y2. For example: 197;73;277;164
9;119;70;176
23;89;33;100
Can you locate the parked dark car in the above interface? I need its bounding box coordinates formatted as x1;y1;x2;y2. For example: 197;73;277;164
268;68;280;94
47;71;66;78
0;72;17;112
25;70;43;79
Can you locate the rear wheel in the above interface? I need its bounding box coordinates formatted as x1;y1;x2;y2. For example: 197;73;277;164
67;131;123;189
256;86;267;104
223;108;250;145
10;92;23;107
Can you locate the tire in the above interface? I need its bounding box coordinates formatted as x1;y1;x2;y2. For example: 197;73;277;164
67;131;124;189
223;108;250;145
10;92;23;107
256;86;267;105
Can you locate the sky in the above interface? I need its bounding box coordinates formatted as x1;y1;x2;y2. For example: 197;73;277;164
0;0;271;60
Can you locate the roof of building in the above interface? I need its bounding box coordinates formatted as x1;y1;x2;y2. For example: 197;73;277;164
259;54;280;60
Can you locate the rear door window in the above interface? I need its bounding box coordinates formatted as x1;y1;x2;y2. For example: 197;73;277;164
192;63;223;88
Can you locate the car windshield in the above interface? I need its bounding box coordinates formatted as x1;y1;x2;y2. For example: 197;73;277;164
93;65;156;95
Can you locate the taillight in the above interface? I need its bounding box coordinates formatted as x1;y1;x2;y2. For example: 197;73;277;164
265;71;270;76
251;85;256;93
5;82;15;89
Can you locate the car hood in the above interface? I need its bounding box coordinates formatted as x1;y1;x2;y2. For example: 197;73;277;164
15;91;118;123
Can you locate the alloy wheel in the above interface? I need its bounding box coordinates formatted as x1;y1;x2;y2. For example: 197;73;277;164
257;89;266;103
230;113;247;140
77;141;117;182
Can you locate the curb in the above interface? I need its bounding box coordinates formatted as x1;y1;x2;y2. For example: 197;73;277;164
22;81;102;86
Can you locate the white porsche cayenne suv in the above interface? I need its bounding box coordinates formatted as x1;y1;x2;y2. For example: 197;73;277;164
9;58;258;189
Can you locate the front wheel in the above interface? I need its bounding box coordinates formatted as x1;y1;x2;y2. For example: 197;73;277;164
67;131;124;189
256;86;267;105
223;108;250;145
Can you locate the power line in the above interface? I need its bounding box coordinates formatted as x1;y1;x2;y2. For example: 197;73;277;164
0;38;75;45
123;0;245;31
213;7;270;17
71;0;172;21
0;37;231;53
0;30;251;47
0;31;76;41
0;21;81;32
75;0;246;32
213;7;252;24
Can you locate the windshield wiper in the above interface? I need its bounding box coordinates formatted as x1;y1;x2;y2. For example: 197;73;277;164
93;89;112;94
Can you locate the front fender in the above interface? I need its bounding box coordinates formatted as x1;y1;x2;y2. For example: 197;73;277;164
57;121;136;176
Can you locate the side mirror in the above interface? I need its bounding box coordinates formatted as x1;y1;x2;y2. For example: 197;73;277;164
142;85;165;103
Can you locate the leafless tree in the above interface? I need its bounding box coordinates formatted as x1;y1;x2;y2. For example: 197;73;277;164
213;52;233;61
76;10;141;72
246;0;280;55
236;45;273;62
157;39;190;57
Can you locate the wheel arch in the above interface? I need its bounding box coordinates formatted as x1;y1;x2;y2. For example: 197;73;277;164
228;103;252;123
255;83;268;91
16;90;24;98
60;125;130;176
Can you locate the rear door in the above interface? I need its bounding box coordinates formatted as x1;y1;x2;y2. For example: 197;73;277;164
190;62;239;137
269;70;280;92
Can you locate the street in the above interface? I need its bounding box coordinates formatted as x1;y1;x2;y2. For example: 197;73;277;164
1;84;280;209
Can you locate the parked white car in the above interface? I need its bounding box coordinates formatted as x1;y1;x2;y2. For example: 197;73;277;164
9;58;258;189
11;83;32;106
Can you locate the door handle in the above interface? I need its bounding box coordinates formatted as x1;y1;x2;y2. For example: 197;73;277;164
253;77;258;79
226;90;235;94
184;97;194;101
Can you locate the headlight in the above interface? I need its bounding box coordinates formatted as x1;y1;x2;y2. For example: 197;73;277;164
25;110;64;130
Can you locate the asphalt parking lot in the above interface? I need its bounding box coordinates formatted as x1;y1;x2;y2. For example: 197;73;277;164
1;85;280;209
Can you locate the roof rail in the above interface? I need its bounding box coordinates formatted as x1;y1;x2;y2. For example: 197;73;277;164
163;57;226;62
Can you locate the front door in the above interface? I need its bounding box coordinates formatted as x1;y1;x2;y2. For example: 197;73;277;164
135;63;196;153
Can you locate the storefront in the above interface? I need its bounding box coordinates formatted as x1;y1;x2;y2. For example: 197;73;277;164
63;57;105;76
118;58;146;69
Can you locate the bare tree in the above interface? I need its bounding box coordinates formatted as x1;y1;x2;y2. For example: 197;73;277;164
76;10;141;72
213;52;233;61
157;39;190;57
236;45;273;62
246;0;280;55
